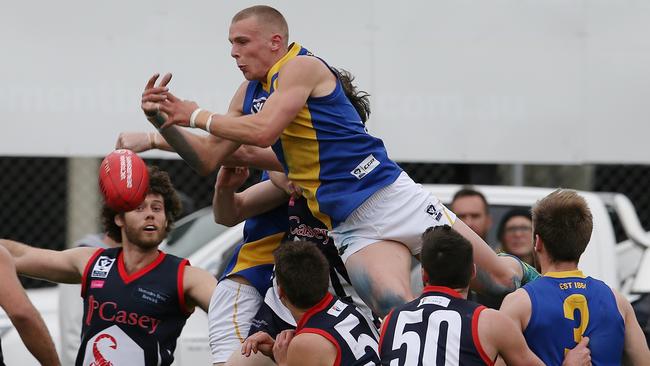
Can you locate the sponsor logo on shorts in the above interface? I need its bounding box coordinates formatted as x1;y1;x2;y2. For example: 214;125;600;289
92;256;116;278
426;204;443;222
418;296;451;308
327;300;348;317
351;154;380;179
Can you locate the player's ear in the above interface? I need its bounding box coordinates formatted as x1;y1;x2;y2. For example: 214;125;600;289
471;263;477;280
421;267;429;286
533;234;542;253
270;34;283;51
114;213;125;228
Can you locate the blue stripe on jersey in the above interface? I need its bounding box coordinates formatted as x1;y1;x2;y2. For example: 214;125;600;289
523;271;624;366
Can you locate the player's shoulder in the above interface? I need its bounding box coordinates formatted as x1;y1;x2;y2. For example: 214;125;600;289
281;55;330;77
502;287;532;305
290;332;337;363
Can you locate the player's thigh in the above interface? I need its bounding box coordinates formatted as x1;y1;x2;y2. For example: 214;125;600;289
345;240;414;316
209;278;263;364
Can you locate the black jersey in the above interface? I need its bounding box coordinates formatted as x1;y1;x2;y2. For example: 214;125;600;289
287;196;352;299
379;286;493;366
296;293;380;365
76;248;192;366
0;338;4;366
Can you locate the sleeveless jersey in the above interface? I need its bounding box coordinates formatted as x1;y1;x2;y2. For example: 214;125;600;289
244;42;403;229
219;173;288;295
523;270;625;366
379;286;493;366
77;248;191;366
218;84;290;295
297;293;380;365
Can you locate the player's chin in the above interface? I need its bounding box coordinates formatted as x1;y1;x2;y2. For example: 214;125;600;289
134;232;165;249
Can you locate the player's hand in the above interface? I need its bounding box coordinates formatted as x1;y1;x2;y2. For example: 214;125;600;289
272;329;295;365
141;73;171;117
215;166;250;191
268;171;302;198
158;92;199;129
242;331;275;358
562;337;591;366
115;132;155;153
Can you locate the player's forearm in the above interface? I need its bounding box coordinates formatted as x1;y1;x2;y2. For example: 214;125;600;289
223;145;284;172
213;187;245;227
197;112;276;148
11;309;61;365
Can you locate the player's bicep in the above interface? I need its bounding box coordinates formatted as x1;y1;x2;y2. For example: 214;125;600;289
16;247;95;284
184;266;217;313
255;58;321;138
287;333;337;366
238;180;288;219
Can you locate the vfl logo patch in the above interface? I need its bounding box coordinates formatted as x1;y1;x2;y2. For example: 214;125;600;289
418;296;451;308
327;300;348;317
351;154;380;179
426;204;443;222
91;256;116;279
251;97;267;114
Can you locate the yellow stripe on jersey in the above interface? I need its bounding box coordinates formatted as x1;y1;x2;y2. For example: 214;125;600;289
229;232;284;274
544;270;586;279
281;106;333;229
263;42;303;93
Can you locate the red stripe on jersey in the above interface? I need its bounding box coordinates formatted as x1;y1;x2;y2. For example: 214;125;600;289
471;306;494;366
378;309;394;354
118;250;166;285
177;259;193;315
297;292;334;330
81;248;105;298
296;327;342;366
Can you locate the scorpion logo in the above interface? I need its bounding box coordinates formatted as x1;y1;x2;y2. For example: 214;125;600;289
90;333;117;366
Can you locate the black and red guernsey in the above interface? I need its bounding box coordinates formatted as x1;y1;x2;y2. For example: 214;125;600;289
379;286;494;366
296;293;381;366
76;247;192;366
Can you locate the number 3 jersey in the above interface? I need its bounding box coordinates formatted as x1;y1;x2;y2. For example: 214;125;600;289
76;247;192;366
379;286;493;366
522;270;624;366
296;293;381;365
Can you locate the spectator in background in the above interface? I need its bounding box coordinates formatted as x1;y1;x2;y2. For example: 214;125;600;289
450;187;493;244
497;208;537;270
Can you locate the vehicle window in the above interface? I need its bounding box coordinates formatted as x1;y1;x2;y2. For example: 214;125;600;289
165;207;229;258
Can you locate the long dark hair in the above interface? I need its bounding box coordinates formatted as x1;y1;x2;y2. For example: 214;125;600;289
332;67;371;124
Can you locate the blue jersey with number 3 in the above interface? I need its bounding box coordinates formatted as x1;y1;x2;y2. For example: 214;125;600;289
523;270;624;366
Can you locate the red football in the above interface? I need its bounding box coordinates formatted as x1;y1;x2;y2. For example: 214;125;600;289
99;149;149;212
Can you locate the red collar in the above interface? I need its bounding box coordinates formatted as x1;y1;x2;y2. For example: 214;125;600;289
296;293;334;330
422;285;463;298
117;249;166;285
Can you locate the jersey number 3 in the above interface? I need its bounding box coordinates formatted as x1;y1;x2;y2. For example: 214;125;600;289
563;294;590;352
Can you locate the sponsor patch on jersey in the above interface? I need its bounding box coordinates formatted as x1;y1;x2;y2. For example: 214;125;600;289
91;256;116;278
91;280;105;289
418;296;451;308
327;300;348;317
426;203;444;222
135;286;170;306
351;154;380;179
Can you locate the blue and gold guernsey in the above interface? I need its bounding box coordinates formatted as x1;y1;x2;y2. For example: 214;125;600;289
219;174;288;296
523;270;625;366
244;42;403;229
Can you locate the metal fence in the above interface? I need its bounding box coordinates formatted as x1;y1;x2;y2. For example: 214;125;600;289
1;157;648;288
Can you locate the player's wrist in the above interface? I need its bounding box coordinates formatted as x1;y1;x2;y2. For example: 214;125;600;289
192;109;217;133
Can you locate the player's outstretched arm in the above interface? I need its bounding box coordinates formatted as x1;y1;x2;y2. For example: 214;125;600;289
612;290;650;364
183;265;217;313
0;247;61;365
453;220;525;297
213;167;289;226
158;57;329;148
0;239;95;283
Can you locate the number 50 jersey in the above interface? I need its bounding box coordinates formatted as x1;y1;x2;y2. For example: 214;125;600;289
379;286;493;366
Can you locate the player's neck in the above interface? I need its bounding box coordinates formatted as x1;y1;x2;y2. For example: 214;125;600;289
120;243;161;275
540;258;578;275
